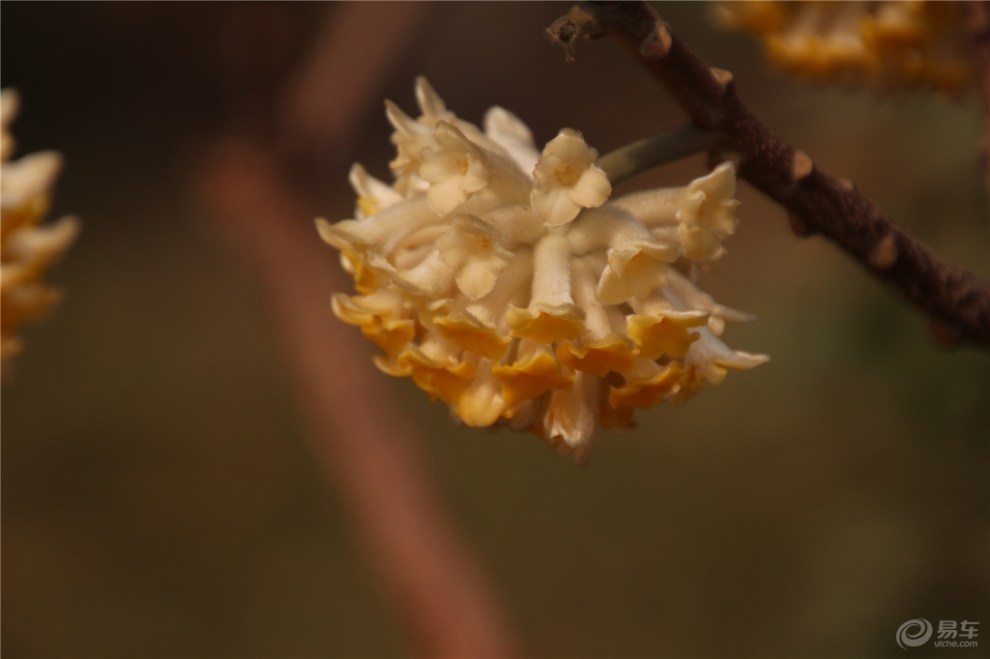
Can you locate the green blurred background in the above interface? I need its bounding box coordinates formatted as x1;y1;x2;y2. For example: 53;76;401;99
2;3;988;657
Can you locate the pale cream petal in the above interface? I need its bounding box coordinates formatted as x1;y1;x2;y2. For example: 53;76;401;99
0;89;19;160
456;364;506;426
529;231;575;309
542;128;596;168
542;372;598;452
456;258;503;300
319;77;764;459
530;129;609;226
349;163;404;218
414;76;447;117
569;165;611;208
531;187;582;227
1;152;62;212
2;91;78;374
484;106;539;176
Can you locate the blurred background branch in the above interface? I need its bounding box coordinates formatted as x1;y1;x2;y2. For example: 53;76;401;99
549;1;990;348
964;1;990;185
275;2;433;186
196;4;520;657
198;140;519;658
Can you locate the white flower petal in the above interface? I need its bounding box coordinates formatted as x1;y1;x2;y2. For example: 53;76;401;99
543;372;598;452
543;128;596;169
456;258;503;300
530;129;609;226
484;106;539;176
0;152;62;212
530;231;576;308
569;165;611;208
531;187;582;227
319;77;764;459
414;76;447;118
349;163;404;218
2;89;77;371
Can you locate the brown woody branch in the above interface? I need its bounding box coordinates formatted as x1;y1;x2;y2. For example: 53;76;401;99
199;141;520;658
964;1;990;183
198;5;521;656
548;2;990;348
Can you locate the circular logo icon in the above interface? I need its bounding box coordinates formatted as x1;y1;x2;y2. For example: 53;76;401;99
896;618;933;649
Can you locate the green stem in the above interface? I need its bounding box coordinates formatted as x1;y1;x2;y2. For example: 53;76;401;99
597;125;725;185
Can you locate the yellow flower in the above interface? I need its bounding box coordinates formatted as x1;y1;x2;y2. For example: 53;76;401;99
318;78;766;460
1;90;79;373
714;1;971;95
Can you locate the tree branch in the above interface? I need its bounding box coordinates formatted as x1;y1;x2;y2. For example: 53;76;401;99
548;2;990;348
964;0;990;185
196;5;521;656
198;140;521;658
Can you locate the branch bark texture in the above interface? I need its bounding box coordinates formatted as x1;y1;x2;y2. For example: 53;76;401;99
549;2;990;348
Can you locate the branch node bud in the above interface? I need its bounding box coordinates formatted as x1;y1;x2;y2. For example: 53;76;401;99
868;233;899;270
790;150;814;181
642;24;672;58
710;67;734;91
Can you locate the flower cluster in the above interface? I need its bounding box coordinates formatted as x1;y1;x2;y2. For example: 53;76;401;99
1;90;79;373
318;78;765;459
713;1;970;95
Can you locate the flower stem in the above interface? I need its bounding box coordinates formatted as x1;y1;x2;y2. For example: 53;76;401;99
597;125;725;185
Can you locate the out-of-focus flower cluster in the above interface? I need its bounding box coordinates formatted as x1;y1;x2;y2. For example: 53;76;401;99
1;90;78;372
713;1;970;95
318;78;765;460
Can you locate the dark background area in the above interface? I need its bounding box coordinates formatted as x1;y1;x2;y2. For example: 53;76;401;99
2;3;988;657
